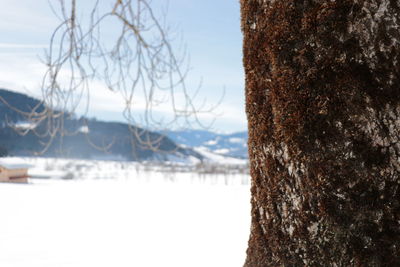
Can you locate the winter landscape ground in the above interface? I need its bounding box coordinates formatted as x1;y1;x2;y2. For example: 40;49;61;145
0;157;250;267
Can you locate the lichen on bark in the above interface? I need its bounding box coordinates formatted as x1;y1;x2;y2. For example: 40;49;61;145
241;0;400;266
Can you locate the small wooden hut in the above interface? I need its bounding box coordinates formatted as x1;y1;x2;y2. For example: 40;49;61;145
0;163;29;183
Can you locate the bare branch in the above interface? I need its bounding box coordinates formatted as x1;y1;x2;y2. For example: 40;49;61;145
7;0;222;157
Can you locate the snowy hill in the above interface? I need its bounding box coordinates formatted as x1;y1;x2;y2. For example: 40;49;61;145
167;130;248;159
0;88;248;164
0;89;203;162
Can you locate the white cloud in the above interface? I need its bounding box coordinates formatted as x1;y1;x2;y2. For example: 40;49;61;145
0;52;247;132
0;43;48;49
0;0;247;132
0;0;56;34
0;53;44;97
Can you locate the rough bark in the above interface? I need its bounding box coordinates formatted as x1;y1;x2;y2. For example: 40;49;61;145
241;0;400;266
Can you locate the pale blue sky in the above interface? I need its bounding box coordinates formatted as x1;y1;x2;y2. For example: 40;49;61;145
0;0;246;133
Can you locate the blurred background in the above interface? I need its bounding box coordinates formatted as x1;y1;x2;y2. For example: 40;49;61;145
0;1;250;266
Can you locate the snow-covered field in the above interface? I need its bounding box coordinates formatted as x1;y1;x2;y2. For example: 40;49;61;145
0;157;250;267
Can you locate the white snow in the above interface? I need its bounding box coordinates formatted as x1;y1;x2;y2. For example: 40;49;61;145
205;139;218;146
0;157;251;267
214;148;230;154
0;157;33;169
78;125;89;133
229;137;245;144
14;121;36;130
194;147;247;165
163;154;202;165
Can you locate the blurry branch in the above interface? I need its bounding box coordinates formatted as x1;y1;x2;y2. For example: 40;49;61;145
4;0;222;156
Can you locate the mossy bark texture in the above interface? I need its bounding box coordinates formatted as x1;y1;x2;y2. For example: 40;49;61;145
241;0;400;266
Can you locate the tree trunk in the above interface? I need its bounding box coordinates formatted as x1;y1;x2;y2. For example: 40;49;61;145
241;0;400;265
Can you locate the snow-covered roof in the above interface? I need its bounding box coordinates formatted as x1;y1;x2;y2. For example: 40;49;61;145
0;159;32;169
0;163;31;169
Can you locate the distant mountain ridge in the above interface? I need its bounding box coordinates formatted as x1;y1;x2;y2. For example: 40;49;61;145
0;88;248;163
167;130;248;159
0;89;202;162
0;89;45;125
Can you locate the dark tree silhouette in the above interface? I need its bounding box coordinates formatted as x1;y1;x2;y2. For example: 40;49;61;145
241;0;400;265
0;146;8;157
